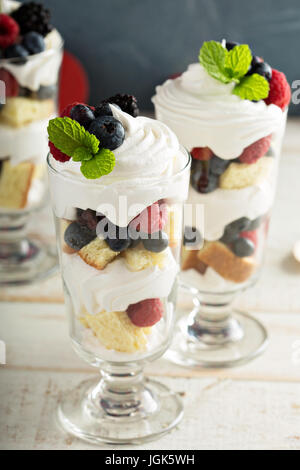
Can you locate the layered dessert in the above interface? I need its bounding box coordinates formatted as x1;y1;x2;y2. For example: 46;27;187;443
0;1;62;210
48;95;190;361
153;40;290;292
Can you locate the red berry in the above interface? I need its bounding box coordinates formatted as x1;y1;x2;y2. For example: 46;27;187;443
127;298;164;327
265;69;291;111
130;202;167;234
0;14;19;49
48;141;70;163
191;147;213;161
169;72;182;80
240;230;258;248
0;68;19;97
238;135;272;164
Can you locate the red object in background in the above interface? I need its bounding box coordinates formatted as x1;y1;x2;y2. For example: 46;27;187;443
58;51;89;114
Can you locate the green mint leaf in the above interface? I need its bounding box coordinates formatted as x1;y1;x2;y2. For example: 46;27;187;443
47;117;99;158
72;147;93;162
80;149;115;179
225;44;252;80
233;73;270;101
199;41;231;84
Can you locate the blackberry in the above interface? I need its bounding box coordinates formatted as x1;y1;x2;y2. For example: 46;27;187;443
11;2;53;37
102;94;139;117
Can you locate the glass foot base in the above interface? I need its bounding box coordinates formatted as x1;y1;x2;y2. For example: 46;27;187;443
0;237;58;285
57;376;184;445
165;310;268;369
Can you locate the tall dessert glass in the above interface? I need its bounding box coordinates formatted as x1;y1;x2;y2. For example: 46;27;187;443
0;1;63;284
47;103;190;444
153;41;290;367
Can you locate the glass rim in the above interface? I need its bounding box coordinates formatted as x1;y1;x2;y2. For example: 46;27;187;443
0;36;64;66
47;145;191;187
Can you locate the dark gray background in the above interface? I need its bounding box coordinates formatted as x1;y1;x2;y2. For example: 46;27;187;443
40;0;300;113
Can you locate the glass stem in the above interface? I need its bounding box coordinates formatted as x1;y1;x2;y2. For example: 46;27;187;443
90;364;158;419
189;295;244;345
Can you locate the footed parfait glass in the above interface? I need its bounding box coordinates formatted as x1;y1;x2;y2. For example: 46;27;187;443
0;38;63;285
167;116;287;368
47;149;190;445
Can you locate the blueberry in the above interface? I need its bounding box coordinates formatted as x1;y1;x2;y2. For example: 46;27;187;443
64;222;96;251
225;41;240;51
192;171;219;194
37;85;57;100
106;226;131;252
77;208;101;231
232;237;255;257
183;226;203;247
89;116;125;150
266;146;275;157
221;217;251;243
19;87;32;97
22;32;45;55
94;103;113;118
210;156;229;176
142;231;169;253
4;44;29;64
252;62;272;81
70;104;95;129
248;216;263;231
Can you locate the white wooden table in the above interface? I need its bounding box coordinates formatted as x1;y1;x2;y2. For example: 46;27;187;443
1;118;300;450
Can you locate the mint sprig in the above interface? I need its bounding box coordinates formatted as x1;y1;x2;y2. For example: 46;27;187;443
48;117;116;179
199;41;270;101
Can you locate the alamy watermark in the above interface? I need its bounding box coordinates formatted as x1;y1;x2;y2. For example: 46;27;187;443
0;79;6;105
292;80;300;105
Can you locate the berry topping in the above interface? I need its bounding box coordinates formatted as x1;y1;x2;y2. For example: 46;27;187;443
106;228;132;252
88;116;125;151
77;208;101;231
169;72;182;80
191;164;219;194
11;2;52;37
221;217;251;243
130;202;168;235
238;135;272;164
64;222;96;251
210;156;230;176
127;298;164;327
264;69;291;111
94;103;113;118
240;230;258;248
248;216;263;231
232;237;255;258
22;31;45;55
251;61;272;82
70;104;95;129
102;93;139;117
225;40;240;51
0;69;19;97
36;84;57;100
191;147;213;161
48;141;70;163
4;44;29;63
0;14;19;49
60;101;84;118
142;231;169;253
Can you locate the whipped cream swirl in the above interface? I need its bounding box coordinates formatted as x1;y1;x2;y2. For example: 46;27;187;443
153;63;285;159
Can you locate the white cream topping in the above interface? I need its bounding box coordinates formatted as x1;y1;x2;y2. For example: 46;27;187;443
2;29;63;92
63;248;178;315
49;106;189;226
0;115;55;165
180;267;240;293
153;63;285;159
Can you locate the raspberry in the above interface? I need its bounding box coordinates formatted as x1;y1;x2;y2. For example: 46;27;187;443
127;298;164;327
191;147;213;161
130;202;167;234
240;230;258;248
169;72;182;80
48;141;70;163
0;14;19;49
0;68;19;97
265;69;291;111
238;135;272;164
